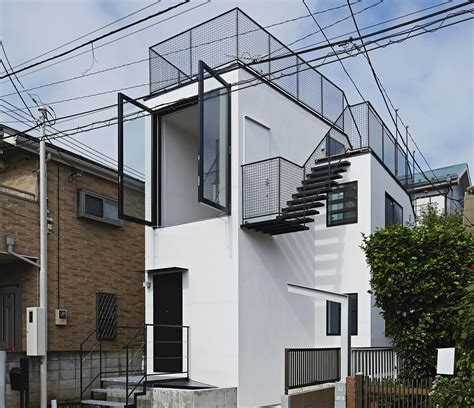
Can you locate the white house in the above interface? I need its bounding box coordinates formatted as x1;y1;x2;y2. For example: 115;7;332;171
409;163;471;216
116;8;416;407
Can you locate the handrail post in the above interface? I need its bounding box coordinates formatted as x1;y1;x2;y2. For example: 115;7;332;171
80;343;83;401
284;348;289;395
99;339;102;384
186;327;190;379
126;344;129;404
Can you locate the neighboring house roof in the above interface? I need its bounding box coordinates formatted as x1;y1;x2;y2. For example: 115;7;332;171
0;123;119;183
411;163;471;188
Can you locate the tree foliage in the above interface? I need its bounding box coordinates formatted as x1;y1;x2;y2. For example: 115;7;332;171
361;205;474;379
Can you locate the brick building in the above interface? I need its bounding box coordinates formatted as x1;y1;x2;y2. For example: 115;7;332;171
0;125;144;403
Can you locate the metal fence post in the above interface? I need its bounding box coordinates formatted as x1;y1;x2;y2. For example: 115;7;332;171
284;348;289;395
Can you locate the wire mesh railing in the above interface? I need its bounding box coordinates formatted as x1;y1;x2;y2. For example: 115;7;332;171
342;101;413;186
149;8;346;126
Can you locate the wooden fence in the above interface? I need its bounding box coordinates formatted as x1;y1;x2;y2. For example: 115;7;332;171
355;375;433;407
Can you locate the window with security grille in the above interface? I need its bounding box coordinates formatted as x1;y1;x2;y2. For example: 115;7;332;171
327;181;358;227
96;293;117;340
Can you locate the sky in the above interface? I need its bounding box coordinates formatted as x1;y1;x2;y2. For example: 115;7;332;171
0;0;473;176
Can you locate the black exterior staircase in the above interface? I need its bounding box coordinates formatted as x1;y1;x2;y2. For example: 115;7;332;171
242;158;351;235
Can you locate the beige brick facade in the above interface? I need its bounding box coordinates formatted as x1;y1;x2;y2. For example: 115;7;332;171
0;148;144;352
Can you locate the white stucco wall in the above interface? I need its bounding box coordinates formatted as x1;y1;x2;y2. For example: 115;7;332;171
144;70;241;388
143;66;415;406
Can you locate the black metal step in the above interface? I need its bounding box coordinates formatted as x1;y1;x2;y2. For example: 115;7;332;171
278;209;319;219
296;180;339;193
292;188;333;200
310;160;351;174
282;201;325;213
287;194;327;206
309;166;348;175
304;173;343;184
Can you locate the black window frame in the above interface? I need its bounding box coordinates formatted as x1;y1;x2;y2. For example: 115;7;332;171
198;60;231;214
326;300;341;336
385;193;403;226
326;293;358;336
117;92;158;226
77;189;123;227
326;181;358;227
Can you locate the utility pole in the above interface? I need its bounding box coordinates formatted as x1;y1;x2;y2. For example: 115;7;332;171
38;106;48;408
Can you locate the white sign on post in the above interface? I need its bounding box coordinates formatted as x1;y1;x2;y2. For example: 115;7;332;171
436;347;455;375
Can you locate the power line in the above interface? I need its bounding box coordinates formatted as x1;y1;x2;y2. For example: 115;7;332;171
302;0;366;101
247;1;472;66
1;1;163;73
345;0;474;226
2;13;471;156
5;7;472;118
0;0;449;100
0;1;210;87
0;1;191;80
0;0;372;94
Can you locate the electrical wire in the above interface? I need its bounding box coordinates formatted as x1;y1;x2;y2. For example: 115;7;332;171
345;0;474;226
0;0;451;100
0;1;191;80
1;1;163;73
5;7;472;119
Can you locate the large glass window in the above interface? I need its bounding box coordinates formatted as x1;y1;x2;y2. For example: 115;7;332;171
198;61;231;213
326;293;358;336
385;193;403;226
118;93;157;226
327;181;358;227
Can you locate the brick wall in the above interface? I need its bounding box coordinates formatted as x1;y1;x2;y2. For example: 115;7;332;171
0;149;144;351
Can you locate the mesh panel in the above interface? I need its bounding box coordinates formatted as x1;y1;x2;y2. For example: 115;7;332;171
153;31;192;77
322;78;344;123
344;103;368;149
149;49;184;94
242;158;279;220
298;60;322;115
269;38;298;98
149;9;347;128
383;126;396;173
191;12;237;77
237;11;270;76
96;293;117;341
368;106;383;160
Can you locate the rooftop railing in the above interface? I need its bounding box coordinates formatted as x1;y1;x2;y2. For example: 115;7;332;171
149;8;346;125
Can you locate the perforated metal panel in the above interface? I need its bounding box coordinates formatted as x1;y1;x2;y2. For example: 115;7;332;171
96;293;117;341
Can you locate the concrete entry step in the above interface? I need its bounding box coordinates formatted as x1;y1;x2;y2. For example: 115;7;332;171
80;400;126;407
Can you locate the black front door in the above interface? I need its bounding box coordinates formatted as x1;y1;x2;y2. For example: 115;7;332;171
153;273;182;373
